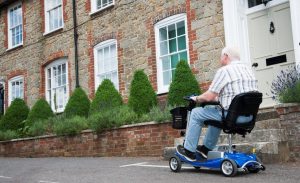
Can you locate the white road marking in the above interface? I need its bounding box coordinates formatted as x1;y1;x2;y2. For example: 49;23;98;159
120;162;194;169
120;162;148;167
0;176;12;179
39;181;59;183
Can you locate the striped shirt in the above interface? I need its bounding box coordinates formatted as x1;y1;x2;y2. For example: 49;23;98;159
208;61;258;110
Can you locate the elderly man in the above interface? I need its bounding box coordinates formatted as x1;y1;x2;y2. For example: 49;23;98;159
177;47;258;161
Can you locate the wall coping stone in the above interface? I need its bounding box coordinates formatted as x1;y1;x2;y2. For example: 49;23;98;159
274;103;300;115
0;121;172;143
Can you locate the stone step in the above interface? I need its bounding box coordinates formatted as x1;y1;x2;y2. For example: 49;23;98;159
174;128;287;146
163;141;289;163
256;107;279;121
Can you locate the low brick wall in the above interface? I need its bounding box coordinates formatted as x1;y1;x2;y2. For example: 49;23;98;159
275;103;300;161
0;122;180;157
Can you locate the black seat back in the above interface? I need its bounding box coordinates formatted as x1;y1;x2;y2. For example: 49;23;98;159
223;92;263;135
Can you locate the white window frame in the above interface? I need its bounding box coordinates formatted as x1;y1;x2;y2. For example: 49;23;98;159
90;0;115;15
93;39;119;91
7;2;23;49
45;58;69;113
44;0;64;34
154;13;190;94
8;76;24;106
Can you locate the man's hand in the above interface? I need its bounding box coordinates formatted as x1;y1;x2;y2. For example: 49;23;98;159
190;96;197;102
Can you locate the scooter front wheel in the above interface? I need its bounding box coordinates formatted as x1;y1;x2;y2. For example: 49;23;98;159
169;156;182;172
221;159;238;177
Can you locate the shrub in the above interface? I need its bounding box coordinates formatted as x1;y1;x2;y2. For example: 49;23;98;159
128;70;157;115
0;98;29;131
148;105;172;123
168;60;201;106
90;79;122;114
27;119;51;137
64;87;90;118
26;98;54;127
271;65;300;103
53;116;88;136
0;130;19;141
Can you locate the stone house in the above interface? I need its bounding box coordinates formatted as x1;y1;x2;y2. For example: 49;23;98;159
0;0;299;114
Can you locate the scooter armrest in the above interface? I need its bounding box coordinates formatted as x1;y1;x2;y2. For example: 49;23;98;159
200;101;220;107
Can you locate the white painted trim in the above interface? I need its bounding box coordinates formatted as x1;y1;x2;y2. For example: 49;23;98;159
44;58;69;113
7;1;23;49
290;0;300;65
8;75;24;106
154;13;190;94
245;0;289;15
93;39;119;91
90;0;115;15
44;0;64;34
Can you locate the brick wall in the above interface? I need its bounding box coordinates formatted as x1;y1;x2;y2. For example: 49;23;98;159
275;103;300;161
0;122;180;157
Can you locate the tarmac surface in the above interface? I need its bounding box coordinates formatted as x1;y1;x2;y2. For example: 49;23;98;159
0;157;299;183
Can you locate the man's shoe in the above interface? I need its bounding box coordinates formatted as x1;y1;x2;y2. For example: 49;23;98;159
176;145;196;162
196;145;211;159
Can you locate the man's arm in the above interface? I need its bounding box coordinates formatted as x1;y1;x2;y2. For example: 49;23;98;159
195;90;218;103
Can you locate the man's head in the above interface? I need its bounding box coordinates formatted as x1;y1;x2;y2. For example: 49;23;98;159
220;47;240;66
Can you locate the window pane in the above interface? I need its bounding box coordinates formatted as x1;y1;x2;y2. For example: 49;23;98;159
178;36;186;51
162;56;170;71
169;39;177;53
177;21;185;36
111;72;118;89
171;54;179;69
160;41;168;56
62;63;66;74
179;51;188;62
168;24;176;39
98;49;104;74
248;0;263;8
159;27;167;41
163;71;171;86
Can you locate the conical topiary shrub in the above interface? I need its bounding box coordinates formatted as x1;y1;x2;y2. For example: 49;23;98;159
64;87;90;118
168;60;201;106
90;79;123;114
25;98;54;127
128;70;157;115
0;98;29;131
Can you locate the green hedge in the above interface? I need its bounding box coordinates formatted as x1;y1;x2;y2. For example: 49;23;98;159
0;98;29;131
64;87;90;118
90;79;123;114
168;60;201;106
128;70;157;115
26;98;54;127
53;116;88;136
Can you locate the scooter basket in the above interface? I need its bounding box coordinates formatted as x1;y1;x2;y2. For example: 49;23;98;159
170;107;187;129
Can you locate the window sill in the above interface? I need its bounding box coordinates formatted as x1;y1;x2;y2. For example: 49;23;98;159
6;44;23;52
89;4;114;16
43;27;64;37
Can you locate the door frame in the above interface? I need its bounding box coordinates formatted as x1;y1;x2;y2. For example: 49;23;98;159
222;0;300;66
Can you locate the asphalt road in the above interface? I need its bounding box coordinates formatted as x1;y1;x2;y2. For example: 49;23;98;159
0;157;299;183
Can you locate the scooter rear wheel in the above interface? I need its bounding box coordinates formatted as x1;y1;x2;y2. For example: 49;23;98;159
169;156;182;172
221;159;238;177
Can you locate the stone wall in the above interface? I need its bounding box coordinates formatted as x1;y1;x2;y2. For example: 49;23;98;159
0;0;224;108
0;122;180;157
275;103;300;161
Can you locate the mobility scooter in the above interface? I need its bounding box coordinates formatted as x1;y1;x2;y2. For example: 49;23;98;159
169;92;266;177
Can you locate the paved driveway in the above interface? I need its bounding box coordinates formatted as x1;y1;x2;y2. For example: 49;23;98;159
0;157;299;183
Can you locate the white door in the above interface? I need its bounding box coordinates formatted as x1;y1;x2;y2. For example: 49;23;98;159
247;1;295;107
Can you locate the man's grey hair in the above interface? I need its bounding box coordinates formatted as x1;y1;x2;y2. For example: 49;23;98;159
221;47;240;61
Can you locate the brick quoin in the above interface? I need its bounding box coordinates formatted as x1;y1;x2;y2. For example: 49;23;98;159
22;0;26;43
63;0;68;22
40;0;45;33
3;9;8;49
85;0;91;13
5;70;28;108
87;32;125;99
186;0;198;69
39;51;70;98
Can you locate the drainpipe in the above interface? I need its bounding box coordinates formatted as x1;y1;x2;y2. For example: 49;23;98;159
72;0;80;88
